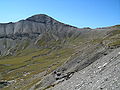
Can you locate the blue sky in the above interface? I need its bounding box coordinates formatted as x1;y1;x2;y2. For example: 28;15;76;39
0;0;120;28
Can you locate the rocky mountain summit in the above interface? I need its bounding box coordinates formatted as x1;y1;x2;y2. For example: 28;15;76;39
0;14;83;56
0;14;80;39
0;14;120;90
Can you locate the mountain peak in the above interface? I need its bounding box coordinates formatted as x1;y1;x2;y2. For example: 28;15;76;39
28;14;50;18
26;14;54;23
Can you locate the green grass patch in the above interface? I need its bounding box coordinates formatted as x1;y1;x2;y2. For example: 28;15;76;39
0;45;75;89
108;40;120;47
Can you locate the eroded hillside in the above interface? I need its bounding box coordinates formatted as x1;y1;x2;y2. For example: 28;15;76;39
0;14;120;90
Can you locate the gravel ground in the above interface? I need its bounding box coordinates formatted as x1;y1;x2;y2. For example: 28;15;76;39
48;48;120;90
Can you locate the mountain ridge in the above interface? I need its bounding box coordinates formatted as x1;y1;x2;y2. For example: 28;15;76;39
0;14;120;90
0;14;83;41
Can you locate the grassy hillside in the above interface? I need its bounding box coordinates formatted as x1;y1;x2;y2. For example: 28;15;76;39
0;40;76;89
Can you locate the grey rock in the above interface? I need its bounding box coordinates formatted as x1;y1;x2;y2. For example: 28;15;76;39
49;48;120;90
